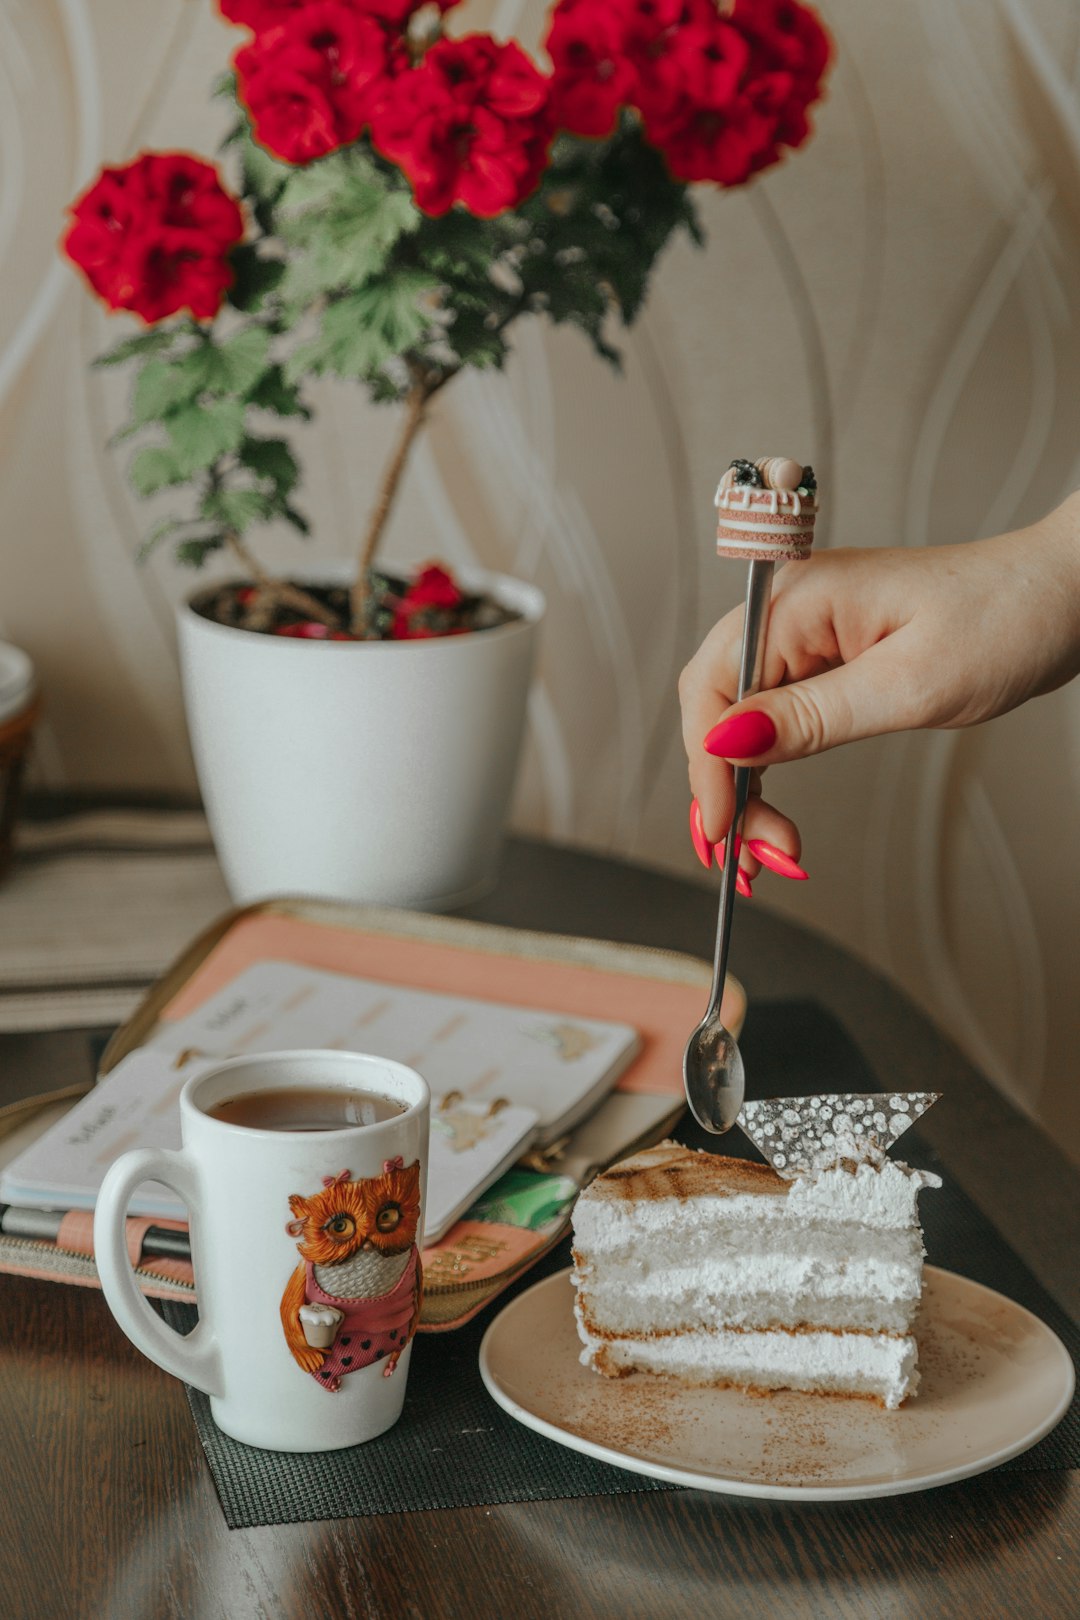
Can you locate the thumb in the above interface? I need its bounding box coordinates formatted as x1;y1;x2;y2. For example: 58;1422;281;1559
703;639;920;764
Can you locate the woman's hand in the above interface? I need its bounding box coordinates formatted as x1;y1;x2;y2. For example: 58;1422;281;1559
679;493;1080;888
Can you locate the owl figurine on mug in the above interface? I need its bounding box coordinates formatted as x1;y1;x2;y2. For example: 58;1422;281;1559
280;1159;423;1390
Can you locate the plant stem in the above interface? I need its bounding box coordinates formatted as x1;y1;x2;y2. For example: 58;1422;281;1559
349;377;434;634
225;531;338;627
345;295;529;636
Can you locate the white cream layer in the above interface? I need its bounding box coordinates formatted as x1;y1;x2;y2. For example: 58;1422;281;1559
787;1161;940;1227
574;1160;940;1250
574;1248;923;1336
575;1310;919;1409
573;1218;923;1269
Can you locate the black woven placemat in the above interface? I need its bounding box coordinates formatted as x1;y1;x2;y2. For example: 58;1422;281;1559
163;1000;1078;1528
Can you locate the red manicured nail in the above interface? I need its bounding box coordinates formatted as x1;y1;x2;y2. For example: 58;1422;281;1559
714;835;742;867
735;870;753;899
704;710;777;759
746;839;808;881
689;799;713;869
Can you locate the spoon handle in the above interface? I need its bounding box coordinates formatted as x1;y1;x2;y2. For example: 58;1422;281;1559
706;559;774;1021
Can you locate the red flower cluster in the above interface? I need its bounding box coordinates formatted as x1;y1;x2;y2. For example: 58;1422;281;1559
63;153;244;322
545;0;830;185
389;562;466;638
225;0;467;168
234;1;406;165
225;0;826;208
219;0;297;26
371;36;554;217
226;1;551;213
220;0;452;32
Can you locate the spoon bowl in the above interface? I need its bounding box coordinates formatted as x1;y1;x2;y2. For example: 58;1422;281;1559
683;1018;745;1134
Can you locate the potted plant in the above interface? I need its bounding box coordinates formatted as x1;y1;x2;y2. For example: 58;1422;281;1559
62;0;830;908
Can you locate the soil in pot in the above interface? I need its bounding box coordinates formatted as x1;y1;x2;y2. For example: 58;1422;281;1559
193;564;521;642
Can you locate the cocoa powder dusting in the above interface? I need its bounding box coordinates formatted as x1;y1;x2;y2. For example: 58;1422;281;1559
583;1142;789;1206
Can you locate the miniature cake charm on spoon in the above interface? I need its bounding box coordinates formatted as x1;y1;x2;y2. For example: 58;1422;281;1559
715;456;818;562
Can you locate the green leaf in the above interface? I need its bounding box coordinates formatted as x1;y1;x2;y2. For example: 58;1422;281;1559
202;326;273;395
276;150;419;309
201;487;273;533
244;139;297;202
246;364;310;418
239;437;299;498
166;399;248;476
92;328;176;368
175;534;228;568
129;446;186;497
365;370;409;406
137;516;187;562
513;118;701;362
121;332;274;444
107;420;143;448
226;107;294;207
283;504;311;534
285;272;437;384
131;354;207;425
227;245;286;313
411;211;513;284
444;306;508;371
277;150;377;216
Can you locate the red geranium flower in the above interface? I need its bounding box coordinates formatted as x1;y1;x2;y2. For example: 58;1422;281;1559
220;0;461;36
403;562;464;610
544;0;639;139
371;35;554;217
63;153;244;322
358;0;461;26
235;1;402;163
733;0;831;147
387;563;466;637
653;91;777;186
734;0;830;84
626;0;829;186
218;0;301;28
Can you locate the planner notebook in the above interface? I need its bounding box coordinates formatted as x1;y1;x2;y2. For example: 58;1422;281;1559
0;959;641;1242
143;958;639;1144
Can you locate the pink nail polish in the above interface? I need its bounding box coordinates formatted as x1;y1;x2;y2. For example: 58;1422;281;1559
704;710;777;760
735;870;753;899
689;799;712;869
746;839;808;881
714;835;742;867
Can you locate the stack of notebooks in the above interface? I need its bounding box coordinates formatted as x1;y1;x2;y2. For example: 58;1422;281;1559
0;902;732;1328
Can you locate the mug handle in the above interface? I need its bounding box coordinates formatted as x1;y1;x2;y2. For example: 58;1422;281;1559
93;1147;224;1397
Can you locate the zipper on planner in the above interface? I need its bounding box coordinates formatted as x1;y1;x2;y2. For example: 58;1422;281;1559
0;1234;196;1293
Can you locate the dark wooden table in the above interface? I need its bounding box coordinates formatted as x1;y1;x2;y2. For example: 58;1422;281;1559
1;837;1076;1620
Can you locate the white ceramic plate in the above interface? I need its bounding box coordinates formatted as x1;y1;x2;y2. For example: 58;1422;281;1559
479;1266;1074;1501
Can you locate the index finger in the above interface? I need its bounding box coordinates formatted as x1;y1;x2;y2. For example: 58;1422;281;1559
678;610;743;842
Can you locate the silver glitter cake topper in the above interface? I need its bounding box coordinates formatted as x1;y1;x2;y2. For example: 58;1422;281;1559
737;1093;940;1179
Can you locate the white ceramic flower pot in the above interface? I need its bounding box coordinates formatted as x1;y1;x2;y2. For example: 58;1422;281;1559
178;566;544;909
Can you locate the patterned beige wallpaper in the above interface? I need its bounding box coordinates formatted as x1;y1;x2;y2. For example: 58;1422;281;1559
2;0;1079;1158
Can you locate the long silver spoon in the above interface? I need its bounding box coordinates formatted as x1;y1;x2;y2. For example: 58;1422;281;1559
683;558;774;1133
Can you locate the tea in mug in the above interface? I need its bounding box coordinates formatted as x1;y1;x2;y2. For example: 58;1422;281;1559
208;1085;407;1132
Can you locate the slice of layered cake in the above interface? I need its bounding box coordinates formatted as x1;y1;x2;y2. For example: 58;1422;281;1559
572;1094;940;1408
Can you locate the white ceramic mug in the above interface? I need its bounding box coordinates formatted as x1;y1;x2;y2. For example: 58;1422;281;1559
93;1050;429;1452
